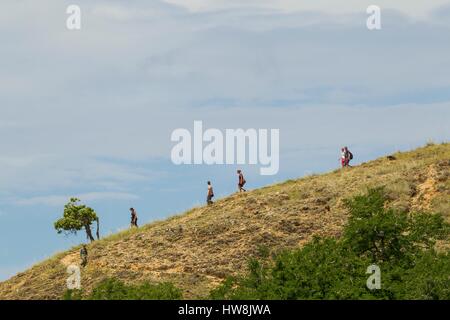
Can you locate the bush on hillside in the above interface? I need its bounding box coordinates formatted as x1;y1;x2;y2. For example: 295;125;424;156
210;187;450;300
63;278;182;300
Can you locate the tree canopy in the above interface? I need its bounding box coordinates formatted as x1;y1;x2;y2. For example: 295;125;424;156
54;198;99;242
210;187;450;300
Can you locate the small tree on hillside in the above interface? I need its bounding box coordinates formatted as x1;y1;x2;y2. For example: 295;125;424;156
54;198;100;242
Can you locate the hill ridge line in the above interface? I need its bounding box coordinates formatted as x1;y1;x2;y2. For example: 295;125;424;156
0;143;449;299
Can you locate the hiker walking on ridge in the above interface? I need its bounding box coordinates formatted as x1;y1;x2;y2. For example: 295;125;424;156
130;207;138;228
237;170;246;192
340;148;347;167
207;181;214;205
340;146;353;168
80;244;88;267
344;146;353;166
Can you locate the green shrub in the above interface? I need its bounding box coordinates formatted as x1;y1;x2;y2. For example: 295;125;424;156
64;278;182;300
398;251;450;299
63;289;83;300
210;188;450;300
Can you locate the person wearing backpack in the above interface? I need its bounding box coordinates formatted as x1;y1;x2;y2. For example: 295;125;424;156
207;181;214;205
130;208;138;228
237;170;247;192
340;147;353;167
80;245;88;268
345;146;353;166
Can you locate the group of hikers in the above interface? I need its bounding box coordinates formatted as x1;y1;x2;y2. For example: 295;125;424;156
207;147;353;205
206;169;247;205
127;147;353;224
79;147;353;266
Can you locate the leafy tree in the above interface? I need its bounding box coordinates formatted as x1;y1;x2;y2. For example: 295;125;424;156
54;198;100;242
88;278;129;300
210;187;450;300
343;187;449;263
63;289;83;300
210;238;375;300
398;251;450;299
209;277;236;300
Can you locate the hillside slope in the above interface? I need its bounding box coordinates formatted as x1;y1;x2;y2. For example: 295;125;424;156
1;143;449;299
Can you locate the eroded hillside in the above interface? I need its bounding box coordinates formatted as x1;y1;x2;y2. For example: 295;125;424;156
1;143;449;299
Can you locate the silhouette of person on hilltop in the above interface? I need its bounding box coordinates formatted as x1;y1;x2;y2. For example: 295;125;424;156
341;146;353;168
80;244;88;267
237;170;247;192
130;208;138;228
207;181;214;205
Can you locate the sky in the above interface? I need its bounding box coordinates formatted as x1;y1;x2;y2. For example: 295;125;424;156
0;0;450;281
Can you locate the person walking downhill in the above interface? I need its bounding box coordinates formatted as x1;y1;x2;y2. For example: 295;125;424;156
237;170;246;192
344;146;353;167
206;181;214;205
130;207;138;228
341;147;347;168
340;146;354;168
80;244;88;268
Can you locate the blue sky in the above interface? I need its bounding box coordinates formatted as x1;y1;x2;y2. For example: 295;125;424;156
1;0;450;281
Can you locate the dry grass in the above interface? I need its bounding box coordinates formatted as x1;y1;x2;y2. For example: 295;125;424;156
0;143;449;300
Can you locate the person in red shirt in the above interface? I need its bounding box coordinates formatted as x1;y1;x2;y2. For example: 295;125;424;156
207;181;214;205
340;147;354;167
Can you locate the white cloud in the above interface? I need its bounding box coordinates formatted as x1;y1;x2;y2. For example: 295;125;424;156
163;0;450;18
15;192;139;207
0;155;160;194
0;0;449;199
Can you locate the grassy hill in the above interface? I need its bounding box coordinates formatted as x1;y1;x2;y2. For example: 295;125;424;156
1;143;449;300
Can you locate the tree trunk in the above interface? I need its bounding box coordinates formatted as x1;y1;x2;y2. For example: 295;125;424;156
85;224;95;242
96;218;100;240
